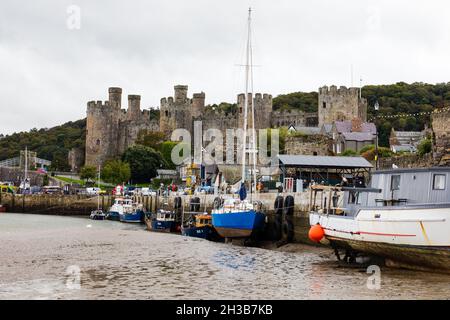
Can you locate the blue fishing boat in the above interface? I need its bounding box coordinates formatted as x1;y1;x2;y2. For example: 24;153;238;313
211;8;266;240
119;209;144;223
145;210;180;233
212;195;266;239
107;197;144;223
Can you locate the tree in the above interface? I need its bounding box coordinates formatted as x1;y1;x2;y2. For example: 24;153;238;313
135;130;166;150
122;145;166;183
101;160;131;185
159;141;178;169
80;165;97;182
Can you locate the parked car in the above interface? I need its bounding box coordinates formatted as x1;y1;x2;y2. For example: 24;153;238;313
42;186;63;194
140;188;156;196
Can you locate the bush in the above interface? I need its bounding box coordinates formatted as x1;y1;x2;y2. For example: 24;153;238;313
340;149;358;157
417;138;432;156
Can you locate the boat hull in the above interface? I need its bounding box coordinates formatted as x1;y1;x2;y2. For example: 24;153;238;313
90;214;106;220
310;205;450;272
119;211;144;223
145;217;179;233
106;211;120;221
182;225;222;241
212;210;265;239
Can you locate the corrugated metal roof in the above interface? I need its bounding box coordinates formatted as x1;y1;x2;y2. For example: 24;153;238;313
278;155;373;168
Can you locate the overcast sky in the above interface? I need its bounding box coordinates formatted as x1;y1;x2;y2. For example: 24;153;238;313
1;0;450;135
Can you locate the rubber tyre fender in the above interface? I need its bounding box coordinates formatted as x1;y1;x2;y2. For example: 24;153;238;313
274;196;284;215
283;195;295;216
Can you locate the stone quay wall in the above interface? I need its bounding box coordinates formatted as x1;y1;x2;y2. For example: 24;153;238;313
0;192;314;243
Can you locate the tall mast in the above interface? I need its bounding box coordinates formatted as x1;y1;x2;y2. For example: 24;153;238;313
24;146;28;189
249;21;257;196
241;7;252;185
97;165;101;210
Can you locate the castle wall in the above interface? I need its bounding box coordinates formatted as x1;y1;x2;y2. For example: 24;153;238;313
285;134;330;156
432;109;450;166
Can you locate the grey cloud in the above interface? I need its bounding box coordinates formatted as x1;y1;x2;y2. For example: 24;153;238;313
1;0;450;134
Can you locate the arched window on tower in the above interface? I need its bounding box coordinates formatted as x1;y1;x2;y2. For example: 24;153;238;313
165;110;169;117
96;139;100;146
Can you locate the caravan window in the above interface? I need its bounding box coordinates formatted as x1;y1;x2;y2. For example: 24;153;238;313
433;174;446;190
391;175;401;191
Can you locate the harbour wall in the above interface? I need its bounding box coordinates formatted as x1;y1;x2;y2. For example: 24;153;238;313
0;192;313;243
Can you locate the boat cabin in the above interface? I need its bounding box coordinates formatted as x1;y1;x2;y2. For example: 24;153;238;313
309;168;450;217
157;210;176;221
195;214;212;227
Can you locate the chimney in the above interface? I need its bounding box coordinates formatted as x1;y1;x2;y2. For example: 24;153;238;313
351;118;363;132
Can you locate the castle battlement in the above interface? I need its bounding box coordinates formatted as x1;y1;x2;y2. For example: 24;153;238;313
87;100;111;111
319;85;362;97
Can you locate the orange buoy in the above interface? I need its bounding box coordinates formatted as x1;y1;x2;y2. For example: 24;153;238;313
309;224;325;243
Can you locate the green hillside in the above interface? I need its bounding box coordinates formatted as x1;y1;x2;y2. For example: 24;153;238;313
0;119;86;170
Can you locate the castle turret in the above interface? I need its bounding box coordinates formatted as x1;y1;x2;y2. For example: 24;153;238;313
108;87;122;109
127;95;141;120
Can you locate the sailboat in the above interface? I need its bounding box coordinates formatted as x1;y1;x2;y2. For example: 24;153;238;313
211;8;266;239
90;166;106;220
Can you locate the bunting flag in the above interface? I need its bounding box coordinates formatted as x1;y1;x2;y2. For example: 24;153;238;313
369;106;450;122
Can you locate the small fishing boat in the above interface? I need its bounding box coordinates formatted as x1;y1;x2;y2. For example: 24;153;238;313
182;213;222;241
90;209;106;220
106;197;144;223
309;167;450;273
211;8;266;240
145;209;179;233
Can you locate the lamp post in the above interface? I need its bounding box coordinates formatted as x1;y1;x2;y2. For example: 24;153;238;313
374;101;380;170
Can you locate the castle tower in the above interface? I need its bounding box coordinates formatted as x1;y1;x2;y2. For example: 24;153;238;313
159;85;210;138
127;95;141;121
108;87;122;109
192;92;206;119
237;93;272;130
86;89;121;167
174;85;188;103
318;85;368;127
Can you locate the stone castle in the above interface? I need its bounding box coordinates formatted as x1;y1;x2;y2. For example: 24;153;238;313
84;84;367;167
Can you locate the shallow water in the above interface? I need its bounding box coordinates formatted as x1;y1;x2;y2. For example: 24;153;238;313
0;213;449;300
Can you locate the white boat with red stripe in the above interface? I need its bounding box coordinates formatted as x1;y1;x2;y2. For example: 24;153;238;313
308;168;450;273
